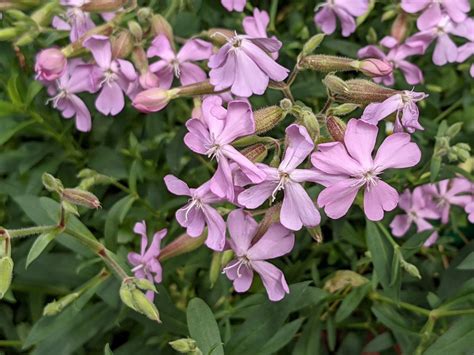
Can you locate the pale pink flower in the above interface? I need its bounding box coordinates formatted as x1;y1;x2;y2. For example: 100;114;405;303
184;97;266;201
127;221;166;301
221;0;246;12
208;34;289;97
358;36;424;85
243;8;279;59
164;175;227;251
361;90;428;133
314;0;369;37
53;1;95;42
465;202;474;223
223;209;294;301
83;35;137;115
148;35;213;89
311;119;421;221
401;0;470;30
457;42;474;77
423;178;473;224
406;16;474;66
238;124;321;231
390;187;440;247
35;48;67;81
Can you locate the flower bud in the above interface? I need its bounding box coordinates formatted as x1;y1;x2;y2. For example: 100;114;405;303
301;34;325;56
322;74;349;96
131;47;148;73
323;270;368;293
35;48;67;81
111;30;133;59
132;88;179;113
326;116;346;142
328;103;360;116
169;338;201;354
134;278;157;293
137;7;153;24
209;252;222;287
400;259;421;279
299;55;354;72
131;288;161;322
391;12;408;43
353;58;393;77
159;233;206;262
150;14;174;43
307;226;323;243
139;71;160;89
82;0;126;12
0;256;14;299
43;292;80;316
279;98;293;111
241;143;268;163
42;173;64;193
0;27;21;41
206;28;235;46
254;106;286;134
127;21;143;42
176;80;217;97
61;188;101;209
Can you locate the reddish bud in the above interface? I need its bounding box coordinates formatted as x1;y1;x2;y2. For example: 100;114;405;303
150;14;174;43
139;71;160;89
326;116;346;142
81;0;126;12
391;12;408;43
35;48;66;81
62;188;101;209
111;30;133;58
133;88;179;113
356;58;393;77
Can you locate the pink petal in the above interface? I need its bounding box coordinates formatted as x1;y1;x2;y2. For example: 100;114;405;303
237;181;278;209
433;34;457;66
252;260;289;301
184;118;210;154
390;214;412;237
241;40;289;82
344;119;378;170
231;50;269;97
177;39;213;62
401;0;430;13
147;34;176;61
96;82;124;116
247;223;295;260
397;60;423;85
280;182;320;231
227;209;258;255
374;133;421;170
221;145;266;183
314;7;337;35
317;179;360;219
218;100;255;143
417;3;442;31
202;204;226;251
311;142;361;177
83;35;111;69
179;62;207;86
363;180;399;221
279;124;314;172
209;50;237;92
334;8;357;37
164;175;191;196
210;156;235;201
69;94;91;132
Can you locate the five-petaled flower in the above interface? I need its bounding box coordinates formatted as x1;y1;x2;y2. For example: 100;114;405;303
311;119;421;221
223;209;295;301
314;0;369;37
238;124;321;231
127;221;167;301
164;175;227;251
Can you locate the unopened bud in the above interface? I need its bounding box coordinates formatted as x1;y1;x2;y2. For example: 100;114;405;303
326;116;346;142
139;71;160;89
159;233;206;262
299;55;354;72
209;252;222;287
329;103;360;116
322;74;349;96
241;144;268;163
448;151;458;162
391;12;408;43
43;293;80;316
134;278;157;293
169;338;201;354
292;105;319;142
280;98;293;111
133;88;179;113
353;58;393;77
381;9;397;22
132;47;149;73
0;27;21;41
323;270;368;293
150;14;174;43
82;0;126;12
30;1;59;26
42;173;64;193
446;122;463;138
62;188;101;209
301;34;325;56
176;80;217;97
254;106;286;134
111;31;133;58
127;21;143;42
307;226;323;243
0;256;14;299
35;48;67;81
131;288;161;322
206;28;235;46
400;259;421;279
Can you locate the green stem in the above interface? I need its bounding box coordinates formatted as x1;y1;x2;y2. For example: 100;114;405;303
370;292;431;317
433;98;462;123
0;340;22;347
434;308;474;318
376;222;399;249
7;225;57;238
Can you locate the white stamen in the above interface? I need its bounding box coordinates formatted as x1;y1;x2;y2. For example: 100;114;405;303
177;198;203;223
271;172;290;202
222;257;250;278
131;264;145;272
99;69;118;88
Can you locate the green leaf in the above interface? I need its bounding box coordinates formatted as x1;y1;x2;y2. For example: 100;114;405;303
186;298;224;355
363;332;394;352
0;117;35;146
7;73;22;106
457;252;474;270
326;315;336;352
335;283;371;323
25;81;43;107
104;343;114;355
424;317;474;355
257;318;304;355
26;230;58;268
104;195;136;251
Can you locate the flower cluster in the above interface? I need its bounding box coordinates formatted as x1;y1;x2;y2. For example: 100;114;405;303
390;178;473;246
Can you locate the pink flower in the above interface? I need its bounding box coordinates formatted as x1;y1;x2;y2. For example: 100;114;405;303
360;90;428;133
238;124;321;231
132;87;173;113
164;175;227;251
208;34;289;97
147;35;213;89
139;70;160;89
390;187;440;247
457;42;474;76
314;0;369;37
127;221;166;301
358;36;424;85
243;8;279;59
311;119;421;221
223;209;294;301
406;16;474;66
83;35;137;115
423;178;473;224
35;48;67;81
53;1;95;42
184;97;266;201
45;59;94;132
221;0;246;12
401;0;470;31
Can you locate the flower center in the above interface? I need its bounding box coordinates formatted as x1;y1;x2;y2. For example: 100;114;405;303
271;172;290;202
354;169;380;191
46;87;68;107
222;257;251;278
171;59;181;78
205;143;222;160
178;198;203;223
99;69;118;87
